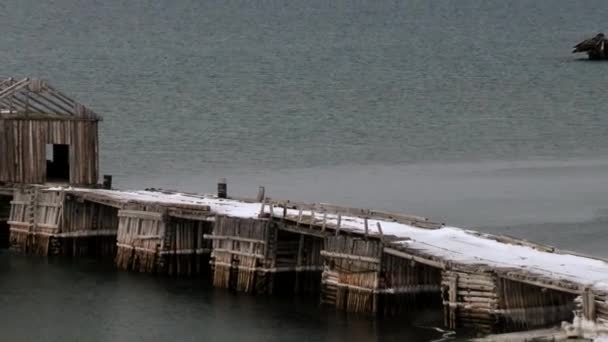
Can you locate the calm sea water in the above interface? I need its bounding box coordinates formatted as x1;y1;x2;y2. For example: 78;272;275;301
3;0;608;340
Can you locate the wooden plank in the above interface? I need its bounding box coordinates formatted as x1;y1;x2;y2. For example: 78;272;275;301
497;273;581;294
159;248;211;255
203;234;266;245
118;210;163;220
212;248;265;259
320;250;381;264
383;247;445;269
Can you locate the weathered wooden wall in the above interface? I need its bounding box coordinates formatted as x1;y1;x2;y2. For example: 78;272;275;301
162;217;212;276
8;187;117;256
442;269;498;334
378;252;442;315
207;216;325;294
115;205;212;275
209;215;273;293
9;187;64;255
115;205;166;273
321;235;383;313
442;269;577;334
273;229;324;294
495;276;575;332
58;196;118;257
575;289;608;329
0;119;99;185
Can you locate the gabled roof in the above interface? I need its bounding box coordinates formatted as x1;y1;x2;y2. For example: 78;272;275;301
0;78;101;121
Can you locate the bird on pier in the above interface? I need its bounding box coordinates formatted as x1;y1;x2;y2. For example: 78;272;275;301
572;33;606;53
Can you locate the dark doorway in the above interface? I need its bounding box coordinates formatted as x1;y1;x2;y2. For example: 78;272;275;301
46;144;70;182
0;195;10;248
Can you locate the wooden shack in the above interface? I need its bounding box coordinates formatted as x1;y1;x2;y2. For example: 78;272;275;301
0;78;100;186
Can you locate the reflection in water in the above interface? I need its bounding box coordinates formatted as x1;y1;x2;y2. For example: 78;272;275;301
0;251;443;341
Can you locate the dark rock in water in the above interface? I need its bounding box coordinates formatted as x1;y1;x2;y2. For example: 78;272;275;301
573;33;608;59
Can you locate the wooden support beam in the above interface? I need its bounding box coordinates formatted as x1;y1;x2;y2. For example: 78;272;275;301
212;248;265;259
320;250;381;264
383;247;445;269
118;210;163;220
321;212;327;232
278;224;330;238
335;214;341;236
203;234;267;245
583;287;597;321
376;222;384;242
256;186;265;202
498;272;581;294
297;208;303;227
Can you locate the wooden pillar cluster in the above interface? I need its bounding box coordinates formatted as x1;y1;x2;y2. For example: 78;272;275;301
115;204;212;275
320;235;383;313
115;204;165;272
275;229;324;294
206;216;326;294
442;269;498;334
593;292;608;325
56;196;118;257
377;251;442;315
161;217;212;276
495;276;577;332
574;288;605;325
442;268;578;334
8;187;119;257
320;236;444;315
206;215;274;293
8;187;63;255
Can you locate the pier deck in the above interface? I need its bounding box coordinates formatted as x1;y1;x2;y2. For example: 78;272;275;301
64;187;608;294
3;185;608;337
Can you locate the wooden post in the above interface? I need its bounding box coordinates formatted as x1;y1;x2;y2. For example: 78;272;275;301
335;214;342;236
297;208;303;227
282;202;287;221
583;287;597;321
102;175;112;189
449;274;458;329
217;178;227;198
321;212;327;232
376;222;384;242
364;218;369;239
256;186;265;202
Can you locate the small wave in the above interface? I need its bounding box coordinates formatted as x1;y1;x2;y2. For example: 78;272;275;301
415;325;456;342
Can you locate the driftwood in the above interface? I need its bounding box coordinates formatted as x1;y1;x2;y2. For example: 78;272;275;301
573;33;608;60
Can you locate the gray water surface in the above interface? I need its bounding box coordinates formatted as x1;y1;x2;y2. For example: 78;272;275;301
2;0;608;340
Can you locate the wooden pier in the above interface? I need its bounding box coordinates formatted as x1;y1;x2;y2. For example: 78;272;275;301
3;185;608;338
2;77;608;340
